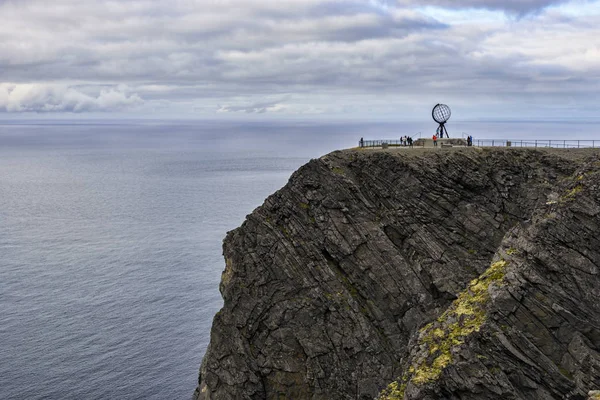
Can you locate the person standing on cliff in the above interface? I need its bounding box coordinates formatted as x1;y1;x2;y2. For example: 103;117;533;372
433;134;438;147
359;137;364;148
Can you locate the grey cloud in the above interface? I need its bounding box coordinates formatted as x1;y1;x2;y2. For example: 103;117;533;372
397;0;570;14
0;0;597;117
218;99;288;114
0;84;143;113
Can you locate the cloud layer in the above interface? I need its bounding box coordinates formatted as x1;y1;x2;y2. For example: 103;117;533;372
0;0;598;118
0;84;142;113
399;0;570;14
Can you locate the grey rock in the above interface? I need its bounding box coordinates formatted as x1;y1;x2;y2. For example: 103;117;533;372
194;148;600;400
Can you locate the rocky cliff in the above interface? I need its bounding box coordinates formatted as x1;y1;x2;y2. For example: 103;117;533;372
194;147;600;400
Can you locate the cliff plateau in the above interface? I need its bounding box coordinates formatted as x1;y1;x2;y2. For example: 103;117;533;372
195;147;600;400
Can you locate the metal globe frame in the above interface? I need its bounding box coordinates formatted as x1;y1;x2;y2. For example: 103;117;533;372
432;104;451;138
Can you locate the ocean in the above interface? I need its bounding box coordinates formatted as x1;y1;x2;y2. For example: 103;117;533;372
0;119;597;399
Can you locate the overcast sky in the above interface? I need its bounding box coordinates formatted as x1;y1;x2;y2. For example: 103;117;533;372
0;0;599;120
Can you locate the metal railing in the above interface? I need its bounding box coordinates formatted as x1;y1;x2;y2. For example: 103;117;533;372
360;139;414;147
473;139;598;148
359;139;599;149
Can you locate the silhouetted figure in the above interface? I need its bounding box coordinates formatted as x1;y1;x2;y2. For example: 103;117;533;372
359;137;364;148
437;125;448;139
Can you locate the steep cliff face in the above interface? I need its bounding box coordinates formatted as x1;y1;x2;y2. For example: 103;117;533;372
195;148;600;400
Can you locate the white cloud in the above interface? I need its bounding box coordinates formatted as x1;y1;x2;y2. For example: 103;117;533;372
0;84;143;113
218;99;289;114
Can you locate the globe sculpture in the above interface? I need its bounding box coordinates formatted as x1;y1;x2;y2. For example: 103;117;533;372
432;103;451;138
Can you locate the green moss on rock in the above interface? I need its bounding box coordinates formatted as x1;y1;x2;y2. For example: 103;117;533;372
379;259;508;399
561;184;583;202
379;378;407;399
506;247;518;255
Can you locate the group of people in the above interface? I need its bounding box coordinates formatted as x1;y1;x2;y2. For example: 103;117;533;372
400;135;413;147
358;134;474;148
431;134;474;147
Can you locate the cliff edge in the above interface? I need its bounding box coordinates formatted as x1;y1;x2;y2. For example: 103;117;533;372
194;147;600;400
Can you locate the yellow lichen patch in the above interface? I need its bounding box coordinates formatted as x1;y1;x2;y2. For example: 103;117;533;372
221;258;235;285
411;351;453;385
299;202;309;209
506;247;518;255
379;260;509;398
562;184;583;201
454;299;477;316
414;259;507;383
378;381;406;400
432;328;445;338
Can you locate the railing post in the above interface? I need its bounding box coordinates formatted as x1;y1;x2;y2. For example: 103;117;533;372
578;140;580;148
535;140;537;148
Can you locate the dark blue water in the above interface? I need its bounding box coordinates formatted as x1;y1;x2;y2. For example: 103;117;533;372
1;119;597;399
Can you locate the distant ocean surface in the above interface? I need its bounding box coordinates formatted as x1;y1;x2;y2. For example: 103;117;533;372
1;119;598;399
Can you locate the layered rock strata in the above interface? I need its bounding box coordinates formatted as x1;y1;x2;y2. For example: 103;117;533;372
195;148;600;400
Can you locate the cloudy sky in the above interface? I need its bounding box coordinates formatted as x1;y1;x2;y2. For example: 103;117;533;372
0;0;599;119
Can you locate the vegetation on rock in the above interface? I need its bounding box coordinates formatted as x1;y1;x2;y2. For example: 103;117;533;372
379;260;508;399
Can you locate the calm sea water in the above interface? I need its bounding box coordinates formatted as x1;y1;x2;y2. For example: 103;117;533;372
1;119;598;399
